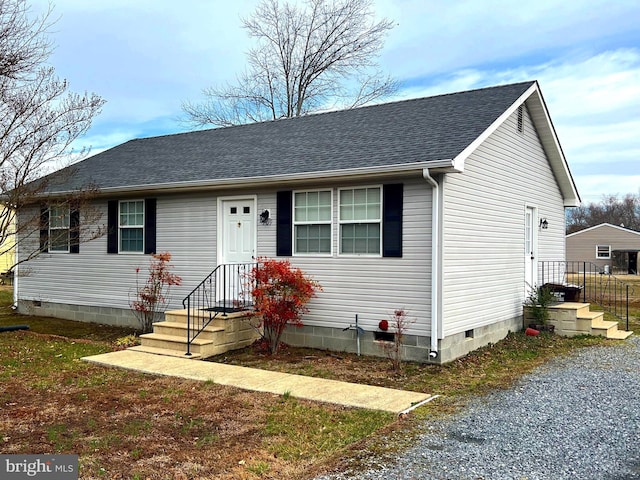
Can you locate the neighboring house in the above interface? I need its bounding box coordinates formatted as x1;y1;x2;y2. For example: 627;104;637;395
567;223;640;275
15;81;580;363
0;207;15;283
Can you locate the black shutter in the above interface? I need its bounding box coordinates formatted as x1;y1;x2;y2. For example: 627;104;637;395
39;205;49;253
107;200;118;254
144;198;156;254
383;184;403;257
69;205;80;254
276;191;292;256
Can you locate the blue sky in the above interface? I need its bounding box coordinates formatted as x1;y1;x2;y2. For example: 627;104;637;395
41;0;640;203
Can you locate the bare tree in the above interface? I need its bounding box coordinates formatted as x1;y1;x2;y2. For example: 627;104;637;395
182;0;398;127
567;193;640;234
0;0;105;269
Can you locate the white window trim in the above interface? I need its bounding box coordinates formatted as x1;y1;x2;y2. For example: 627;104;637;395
292;188;333;256
118;200;145;254
338;185;383;257
49;205;70;254
596;245;611;259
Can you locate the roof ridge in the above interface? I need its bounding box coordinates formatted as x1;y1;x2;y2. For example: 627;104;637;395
36;80;548;195
127;80;538;143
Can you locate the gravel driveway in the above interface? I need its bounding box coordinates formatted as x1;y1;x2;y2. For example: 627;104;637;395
316;336;640;480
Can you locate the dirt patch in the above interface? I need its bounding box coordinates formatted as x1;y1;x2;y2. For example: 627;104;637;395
0;331;391;479
209;342;428;390
3;373;285;478
0;300;614;479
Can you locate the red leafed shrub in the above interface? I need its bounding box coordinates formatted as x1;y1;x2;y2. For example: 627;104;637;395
379;309;414;373
130;252;182;333
250;258;321;354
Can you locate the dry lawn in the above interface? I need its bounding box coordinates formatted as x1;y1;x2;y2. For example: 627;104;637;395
0;330;392;479
0;285;622;479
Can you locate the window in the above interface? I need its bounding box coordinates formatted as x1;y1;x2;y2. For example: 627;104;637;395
107;198;155;255
49;205;70;252
40;204;79;254
339;187;381;255
596;245;611;259
119;200;144;252
293;190;332;254
276;185;402;258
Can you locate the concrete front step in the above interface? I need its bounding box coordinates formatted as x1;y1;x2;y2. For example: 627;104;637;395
139;332;212;356
548;302;593;321
577;310;605;321
590;318;634;339
543;302;633;340
133;309;262;359
606;329;634;340
128;345;201;359
164;309;251;328
152;321;225;342
590;319;620;337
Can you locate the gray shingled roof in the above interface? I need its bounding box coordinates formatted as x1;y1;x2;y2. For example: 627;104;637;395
43;81;535;194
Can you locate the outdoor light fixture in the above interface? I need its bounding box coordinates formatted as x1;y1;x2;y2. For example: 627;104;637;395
539;218;548;229
259;209;271;225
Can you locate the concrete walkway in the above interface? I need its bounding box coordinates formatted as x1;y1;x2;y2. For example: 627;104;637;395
82;350;435;414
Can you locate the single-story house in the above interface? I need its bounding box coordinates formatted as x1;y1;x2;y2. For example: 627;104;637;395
15;80;580;363
567;223;640;274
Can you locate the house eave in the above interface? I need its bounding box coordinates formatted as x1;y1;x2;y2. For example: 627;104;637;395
451;81;581;207
39;159;459;198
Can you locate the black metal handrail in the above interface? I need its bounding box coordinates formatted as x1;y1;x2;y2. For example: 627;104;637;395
539;261;633;330
182;262;257;355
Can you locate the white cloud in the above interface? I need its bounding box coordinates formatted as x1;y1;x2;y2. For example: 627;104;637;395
394;47;640;201
379;0;640;78
38;0;640;203
534;50;640;120
576;176;640;203
79;130;140;152
560;120;640;165
49;1;258;104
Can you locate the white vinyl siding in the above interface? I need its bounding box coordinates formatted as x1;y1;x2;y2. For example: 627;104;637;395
49;205;70;253
19;194;218;314
18;181;432;337
441;104;567;337
16;108;571;345
271;179;431;336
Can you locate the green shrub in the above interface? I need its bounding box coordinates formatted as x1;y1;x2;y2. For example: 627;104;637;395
525;286;556;324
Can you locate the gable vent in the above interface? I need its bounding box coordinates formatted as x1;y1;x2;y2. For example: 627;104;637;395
517;105;524;133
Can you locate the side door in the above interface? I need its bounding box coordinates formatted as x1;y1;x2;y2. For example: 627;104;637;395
525;206;537;295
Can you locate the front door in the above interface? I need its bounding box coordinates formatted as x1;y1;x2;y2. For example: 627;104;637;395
524;207;537;294
221;199;255;264
219;198;256;304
